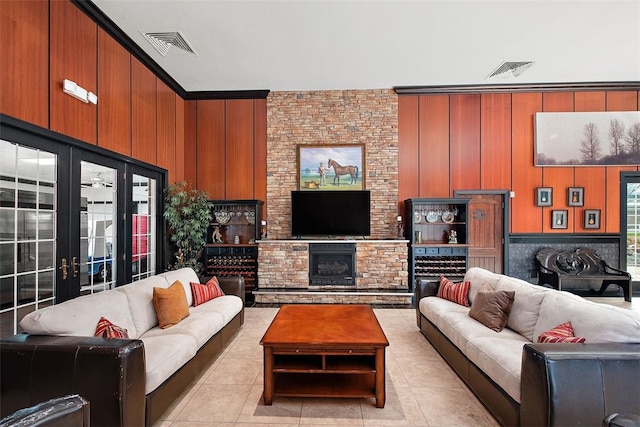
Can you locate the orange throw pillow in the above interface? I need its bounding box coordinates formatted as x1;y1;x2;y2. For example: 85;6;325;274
152;280;190;329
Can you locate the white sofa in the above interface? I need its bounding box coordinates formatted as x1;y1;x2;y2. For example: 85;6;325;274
1;268;245;427
416;267;640;426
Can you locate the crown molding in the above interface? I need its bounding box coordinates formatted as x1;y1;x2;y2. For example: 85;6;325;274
394;82;640;95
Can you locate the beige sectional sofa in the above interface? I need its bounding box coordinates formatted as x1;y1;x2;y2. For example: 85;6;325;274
416;267;640;426
1;268;245;427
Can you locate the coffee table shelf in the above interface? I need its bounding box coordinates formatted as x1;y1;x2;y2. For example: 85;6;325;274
273;372;376;399
273;354;376;373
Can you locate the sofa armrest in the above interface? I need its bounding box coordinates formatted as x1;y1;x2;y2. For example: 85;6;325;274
415;279;439;327
217;275;245;303
1;334;146;427
521;342;640;427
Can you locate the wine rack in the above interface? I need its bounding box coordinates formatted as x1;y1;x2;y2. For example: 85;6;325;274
404;198;470;288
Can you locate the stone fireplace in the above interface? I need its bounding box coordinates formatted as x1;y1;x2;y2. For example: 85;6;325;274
308;243;356;287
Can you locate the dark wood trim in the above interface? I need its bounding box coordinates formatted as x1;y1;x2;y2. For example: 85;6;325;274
184;90;270;100
1;114;165;174
73;1;269;100
509;233;621;244
395;82;640;95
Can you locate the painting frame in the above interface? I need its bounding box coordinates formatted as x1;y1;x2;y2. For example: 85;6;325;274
584;209;601;229
551;210;568;229
568;187;584;207
536;187;553;207
297;144;365;191
535;111;640;166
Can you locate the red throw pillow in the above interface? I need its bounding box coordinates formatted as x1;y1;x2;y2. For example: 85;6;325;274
537;321;586;343
436;275;470;307
190;276;225;307
95;317;129;339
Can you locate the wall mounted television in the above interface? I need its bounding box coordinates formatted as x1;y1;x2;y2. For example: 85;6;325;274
291;190;371;237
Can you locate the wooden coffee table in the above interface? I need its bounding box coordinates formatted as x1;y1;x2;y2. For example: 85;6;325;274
260;304;389;408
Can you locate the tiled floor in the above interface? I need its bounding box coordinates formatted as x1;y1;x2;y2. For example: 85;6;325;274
154;307;500;427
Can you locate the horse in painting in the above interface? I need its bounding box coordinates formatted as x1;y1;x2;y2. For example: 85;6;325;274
328;158;359;185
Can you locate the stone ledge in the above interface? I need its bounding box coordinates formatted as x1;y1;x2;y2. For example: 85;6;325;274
254;288;413;305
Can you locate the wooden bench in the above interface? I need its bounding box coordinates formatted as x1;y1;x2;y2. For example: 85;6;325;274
535;247;632;302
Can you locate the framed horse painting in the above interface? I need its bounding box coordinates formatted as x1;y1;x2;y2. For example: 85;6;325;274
297;144;365;190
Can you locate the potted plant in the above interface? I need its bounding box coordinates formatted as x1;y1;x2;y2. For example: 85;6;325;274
164;181;212;274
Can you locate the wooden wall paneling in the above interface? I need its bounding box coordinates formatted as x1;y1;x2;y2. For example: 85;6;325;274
480;93;512;190
575;91;606;112
97;28;131;156
254;99;268;213
131;58;157;165
397;95;419;209
225;99;255;199
449;94;481;196
183;101;197;186
543;168;574;232
542;92;575;112
0;0;48;127
49;0;97;144
156;79;176;181
419;95;450;198
575;167;606;232
196;100;225;198
511;93;543;233
174;96;185;183
607;91;638;111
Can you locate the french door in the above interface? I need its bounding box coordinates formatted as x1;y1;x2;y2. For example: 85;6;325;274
0;117;165;337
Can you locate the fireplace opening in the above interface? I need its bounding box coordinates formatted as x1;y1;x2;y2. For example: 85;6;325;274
309;243;356;286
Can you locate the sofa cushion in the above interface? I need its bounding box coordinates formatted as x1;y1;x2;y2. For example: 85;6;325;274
190;276;225;307
437;275;470;306
463;267;503;305
121;276;170;335
191;295;243;324
158;268;200;306
537;321;586;343
139;333;198;394
465;335;529;403
20;288;138;338
494;276;549;341
142;309;226;347
469;286;514;332
152;281;190;329
533;291;640;343
94;317;129;339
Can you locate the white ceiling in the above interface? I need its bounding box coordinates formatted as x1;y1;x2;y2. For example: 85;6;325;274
91;0;640;92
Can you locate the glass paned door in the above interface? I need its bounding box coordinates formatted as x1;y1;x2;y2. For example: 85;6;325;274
80;161;117;294
131;174;157;281
0;140;57;337
625;181;640;281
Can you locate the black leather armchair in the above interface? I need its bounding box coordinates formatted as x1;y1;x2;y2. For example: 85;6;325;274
0;394;89;427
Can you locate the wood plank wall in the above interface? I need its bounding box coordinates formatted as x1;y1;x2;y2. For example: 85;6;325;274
1;0;267;207
398;90;640;234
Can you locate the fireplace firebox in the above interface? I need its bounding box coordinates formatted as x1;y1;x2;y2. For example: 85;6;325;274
308;243;356;286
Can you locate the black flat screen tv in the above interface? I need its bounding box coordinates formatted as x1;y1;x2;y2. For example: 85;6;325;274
291;190;371;237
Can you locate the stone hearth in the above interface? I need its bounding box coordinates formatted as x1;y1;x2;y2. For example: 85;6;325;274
256;239;411;305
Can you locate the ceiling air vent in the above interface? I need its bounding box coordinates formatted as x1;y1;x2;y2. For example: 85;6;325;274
486;61;534;79
142;31;197;56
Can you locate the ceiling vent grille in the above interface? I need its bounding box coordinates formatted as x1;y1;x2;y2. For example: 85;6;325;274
142;31;197;56
486;61;534;79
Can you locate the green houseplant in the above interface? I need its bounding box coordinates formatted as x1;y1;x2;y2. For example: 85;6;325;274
164;182;212;274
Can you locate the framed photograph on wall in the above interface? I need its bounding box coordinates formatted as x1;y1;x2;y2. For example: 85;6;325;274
536;187;553;207
297;144;365;190
568;187;584;206
551;210;568;229
584;209;601;229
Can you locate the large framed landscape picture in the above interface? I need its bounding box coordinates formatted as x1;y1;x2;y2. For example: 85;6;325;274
535;111;640;166
297;144;365;190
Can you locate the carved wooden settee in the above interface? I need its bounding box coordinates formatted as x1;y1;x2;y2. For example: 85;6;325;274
535;247;632;302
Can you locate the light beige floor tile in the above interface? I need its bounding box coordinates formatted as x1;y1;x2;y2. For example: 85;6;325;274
203;357;262;385
399;359;460;388
361;385;429;426
412;386;497;427
236;383;302;424
174;384;252;423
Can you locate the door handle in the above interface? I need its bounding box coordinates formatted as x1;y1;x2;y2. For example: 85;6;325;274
72;256;80;278
59;258;68;280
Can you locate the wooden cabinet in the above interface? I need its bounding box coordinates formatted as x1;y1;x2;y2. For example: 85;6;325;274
204;200;263;301
405;198;469;288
